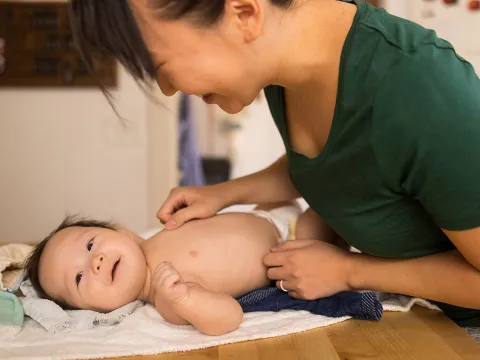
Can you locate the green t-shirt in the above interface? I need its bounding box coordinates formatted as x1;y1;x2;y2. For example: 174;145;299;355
264;0;480;326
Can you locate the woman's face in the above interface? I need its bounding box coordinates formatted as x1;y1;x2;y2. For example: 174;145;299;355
129;0;268;114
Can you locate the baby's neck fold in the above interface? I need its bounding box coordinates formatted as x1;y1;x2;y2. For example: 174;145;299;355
137;261;152;303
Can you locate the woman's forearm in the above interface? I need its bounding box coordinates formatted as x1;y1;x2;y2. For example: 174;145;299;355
350;250;480;309
219;154;300;205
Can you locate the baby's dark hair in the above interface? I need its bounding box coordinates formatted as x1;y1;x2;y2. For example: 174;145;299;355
68;0;294;86
24;216;116;309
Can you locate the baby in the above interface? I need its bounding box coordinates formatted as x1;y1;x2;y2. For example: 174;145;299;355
25;202;333;335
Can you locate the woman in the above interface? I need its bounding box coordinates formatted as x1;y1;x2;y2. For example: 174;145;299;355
70;0;480;327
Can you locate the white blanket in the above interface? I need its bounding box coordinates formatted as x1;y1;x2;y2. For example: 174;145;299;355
19;280;145;333
0;244;32;291
1;294;439;360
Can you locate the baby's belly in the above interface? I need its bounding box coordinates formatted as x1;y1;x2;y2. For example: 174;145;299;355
144;213;280;297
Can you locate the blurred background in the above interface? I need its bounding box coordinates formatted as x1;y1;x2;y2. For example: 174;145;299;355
0;0;479;243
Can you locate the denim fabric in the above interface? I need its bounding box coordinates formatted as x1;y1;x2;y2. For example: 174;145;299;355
237;288;382;321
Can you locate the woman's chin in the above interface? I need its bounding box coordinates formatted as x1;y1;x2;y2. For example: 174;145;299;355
218;100;245;114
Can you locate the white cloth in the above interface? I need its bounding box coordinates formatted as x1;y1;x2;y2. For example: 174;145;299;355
19;280;144;333
0;294;440;360
377;292;440;312
0;244;32;291
0;325;22;339
250;203;302;242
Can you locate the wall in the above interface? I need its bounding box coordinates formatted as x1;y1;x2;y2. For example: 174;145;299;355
407;0;480;72
0;1;178;243
146;90;179;231
381;0;409;18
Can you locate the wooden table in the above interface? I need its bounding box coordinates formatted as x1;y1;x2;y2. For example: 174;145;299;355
111;307;479;360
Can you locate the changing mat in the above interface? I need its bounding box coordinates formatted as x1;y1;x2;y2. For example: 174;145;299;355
0;293;440;360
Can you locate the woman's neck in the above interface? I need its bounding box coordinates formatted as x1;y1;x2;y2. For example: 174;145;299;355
267;0;357;93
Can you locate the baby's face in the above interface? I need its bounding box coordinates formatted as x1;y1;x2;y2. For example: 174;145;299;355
38;226;147;312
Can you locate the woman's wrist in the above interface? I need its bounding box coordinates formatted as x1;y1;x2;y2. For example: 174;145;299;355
347;252;372;291
213;180;245;207
212;154;296;207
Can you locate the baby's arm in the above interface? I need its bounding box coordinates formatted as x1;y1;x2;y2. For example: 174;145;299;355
153;262;243;336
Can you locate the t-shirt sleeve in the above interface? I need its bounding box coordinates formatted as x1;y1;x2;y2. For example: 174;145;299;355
372;47;480;231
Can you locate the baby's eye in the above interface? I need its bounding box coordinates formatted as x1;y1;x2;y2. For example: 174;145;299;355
76;272;83;286
87;238;94;251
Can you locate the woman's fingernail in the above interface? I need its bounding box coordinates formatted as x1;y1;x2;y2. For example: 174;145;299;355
165;220;177;230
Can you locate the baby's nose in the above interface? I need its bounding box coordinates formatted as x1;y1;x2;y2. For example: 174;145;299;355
91;253;105;274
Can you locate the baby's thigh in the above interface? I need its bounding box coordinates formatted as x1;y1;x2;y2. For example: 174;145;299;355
295;208;335;242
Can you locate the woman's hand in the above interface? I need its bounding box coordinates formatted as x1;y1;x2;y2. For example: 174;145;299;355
157;185;231;230
264;240;356;300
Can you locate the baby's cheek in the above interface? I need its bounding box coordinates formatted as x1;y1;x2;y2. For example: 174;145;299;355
88;281;112;302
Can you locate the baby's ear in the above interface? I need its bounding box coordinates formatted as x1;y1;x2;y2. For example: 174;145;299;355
116;227;145;245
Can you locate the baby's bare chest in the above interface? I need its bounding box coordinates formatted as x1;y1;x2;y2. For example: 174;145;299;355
143;213;278;297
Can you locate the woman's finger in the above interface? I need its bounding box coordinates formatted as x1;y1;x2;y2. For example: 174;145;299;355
267;266;289;281
164;206;197;230
166;203;215;230
263;251;288;267
157;191;187;223
288;291;302;299
275;279;294;293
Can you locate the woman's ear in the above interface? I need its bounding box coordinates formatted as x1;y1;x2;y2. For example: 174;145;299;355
225;0;264;43
116;227;145;245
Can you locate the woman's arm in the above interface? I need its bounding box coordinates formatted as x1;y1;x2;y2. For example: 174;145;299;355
265;232;480;309
351;227;480;309
221;154;300;205
158;154;300;229
351;247;480;310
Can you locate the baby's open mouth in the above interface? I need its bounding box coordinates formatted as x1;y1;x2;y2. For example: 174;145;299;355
111;259;120;282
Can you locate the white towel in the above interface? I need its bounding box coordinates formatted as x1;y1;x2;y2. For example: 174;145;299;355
19;280;144;333
0;325;22;340
1;293;439;360
377;292;440;312
0;244;32;291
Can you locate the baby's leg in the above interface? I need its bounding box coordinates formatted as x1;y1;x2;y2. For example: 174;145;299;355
295;208;351;250
295;208;335;242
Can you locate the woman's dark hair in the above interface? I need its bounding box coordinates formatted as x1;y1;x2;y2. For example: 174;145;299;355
68;0;294;86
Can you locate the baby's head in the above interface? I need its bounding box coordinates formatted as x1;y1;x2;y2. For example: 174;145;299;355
25;216;148;312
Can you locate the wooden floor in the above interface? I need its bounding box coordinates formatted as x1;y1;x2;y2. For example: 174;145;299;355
111;307;479;360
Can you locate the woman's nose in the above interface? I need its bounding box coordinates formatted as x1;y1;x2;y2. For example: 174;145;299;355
91;253;105;274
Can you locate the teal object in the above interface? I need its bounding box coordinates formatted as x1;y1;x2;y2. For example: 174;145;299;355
0;291;24;327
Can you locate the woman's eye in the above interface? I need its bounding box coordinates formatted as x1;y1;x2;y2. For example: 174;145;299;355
87;239;94;251
76;272;83;286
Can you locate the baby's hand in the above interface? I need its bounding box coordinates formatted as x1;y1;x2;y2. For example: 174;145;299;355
153;262;189;304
